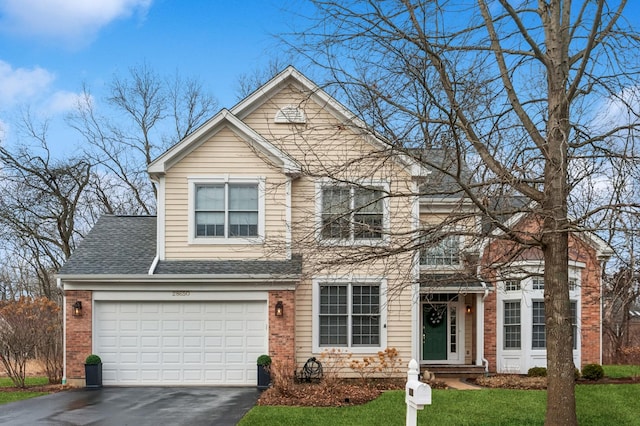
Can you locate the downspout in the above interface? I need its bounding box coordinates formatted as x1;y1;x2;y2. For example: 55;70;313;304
481;286;489;374
148;255;159;275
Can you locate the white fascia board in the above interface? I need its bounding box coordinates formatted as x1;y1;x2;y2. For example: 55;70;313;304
59;274;300;283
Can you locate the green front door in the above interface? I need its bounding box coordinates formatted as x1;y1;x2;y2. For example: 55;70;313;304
423;304;447;360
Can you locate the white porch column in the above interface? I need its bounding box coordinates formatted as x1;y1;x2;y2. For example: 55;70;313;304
475;292;485;367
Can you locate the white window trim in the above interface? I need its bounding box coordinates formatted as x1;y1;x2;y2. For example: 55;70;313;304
187;176;266;245
496;262;583;373
312;276;388;354
314;179;390;246
419;227;465;271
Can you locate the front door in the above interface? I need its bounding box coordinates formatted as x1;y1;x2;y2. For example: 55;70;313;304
423;304;448;360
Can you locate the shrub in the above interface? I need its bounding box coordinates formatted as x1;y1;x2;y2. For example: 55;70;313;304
85;354;102;365
350;347;404;384
257;354;272;366
269;358;296;397
581;363;604;380
0;297;63;387
620;346;640;366
527;367;547;377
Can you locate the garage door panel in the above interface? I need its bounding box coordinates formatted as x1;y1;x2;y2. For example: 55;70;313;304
95;301;267;385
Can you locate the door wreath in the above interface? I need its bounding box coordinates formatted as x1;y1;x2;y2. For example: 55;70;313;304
428;307;445;327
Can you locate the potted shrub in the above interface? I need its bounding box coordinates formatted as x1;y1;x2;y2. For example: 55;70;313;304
84;354;103;389
257;354;272;390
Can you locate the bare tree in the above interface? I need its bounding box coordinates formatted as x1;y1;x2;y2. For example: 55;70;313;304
0;115;91;300
69;64;219;215
284;1;640;424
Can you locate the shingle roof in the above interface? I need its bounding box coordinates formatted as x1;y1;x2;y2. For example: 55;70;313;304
58;215;157;276
154;256;302;276
58;215;302;279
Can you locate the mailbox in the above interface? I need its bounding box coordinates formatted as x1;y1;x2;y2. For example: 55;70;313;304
405;379;432;407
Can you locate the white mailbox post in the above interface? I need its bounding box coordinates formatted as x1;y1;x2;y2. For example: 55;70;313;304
405;359;432;426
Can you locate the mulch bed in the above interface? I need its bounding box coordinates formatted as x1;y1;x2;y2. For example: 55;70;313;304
473;375;640;390
0;383;68;393
258;378;447;407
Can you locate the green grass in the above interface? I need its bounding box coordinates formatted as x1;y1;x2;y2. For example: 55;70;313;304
603;364;640;378
240;384;640;426
0;376;50;405
0;376;49;387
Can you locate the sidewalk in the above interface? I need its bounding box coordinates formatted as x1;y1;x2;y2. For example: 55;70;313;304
441;378;483;390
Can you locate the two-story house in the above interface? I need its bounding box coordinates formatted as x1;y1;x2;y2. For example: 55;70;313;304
58;66;612;387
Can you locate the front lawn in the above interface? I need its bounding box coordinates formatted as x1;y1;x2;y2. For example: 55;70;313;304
603;364;640;378
0;377;51;405
240;384;640;426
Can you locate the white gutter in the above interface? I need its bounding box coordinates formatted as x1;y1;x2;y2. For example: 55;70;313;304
148;255;159;275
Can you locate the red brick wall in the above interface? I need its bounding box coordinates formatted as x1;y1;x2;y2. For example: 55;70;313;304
481;215;604;371
268;290;296;365
65;290;93;380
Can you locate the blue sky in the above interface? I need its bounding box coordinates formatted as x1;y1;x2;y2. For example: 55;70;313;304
0;0;308;151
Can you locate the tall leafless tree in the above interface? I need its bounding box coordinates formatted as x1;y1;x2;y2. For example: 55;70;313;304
284;1;640;424
69;64;219;215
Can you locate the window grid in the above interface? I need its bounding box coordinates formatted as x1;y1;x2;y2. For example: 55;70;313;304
321;186;384;241
450;307;457;353
195;183;258;238
504;301;521;349
319;283;381;348
570;301;578;350
532;301;546;348
504;280;521;292
532;277;545;290
420;235;461;266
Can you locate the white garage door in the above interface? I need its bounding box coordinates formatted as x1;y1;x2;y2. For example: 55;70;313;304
94;301;267;385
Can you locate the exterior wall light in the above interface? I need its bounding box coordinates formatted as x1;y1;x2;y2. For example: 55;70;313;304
73;301;83;317
466;305;472;314
275;300;284;317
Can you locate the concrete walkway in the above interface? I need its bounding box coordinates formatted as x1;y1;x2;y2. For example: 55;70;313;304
441;378;483;390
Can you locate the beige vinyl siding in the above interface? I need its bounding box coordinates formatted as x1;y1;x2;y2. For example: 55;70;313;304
163;126;288;259
240;85;417;368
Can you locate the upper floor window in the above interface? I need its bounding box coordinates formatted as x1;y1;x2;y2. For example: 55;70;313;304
320;185;385;242
189;177;264;244
532;277;544;290
504;279;521;292
420;235;461;266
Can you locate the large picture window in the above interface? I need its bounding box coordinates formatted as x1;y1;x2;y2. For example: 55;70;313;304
318;283;381;348
320;186;384;241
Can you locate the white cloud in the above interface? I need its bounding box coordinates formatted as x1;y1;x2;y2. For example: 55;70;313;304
0;60;55;106
592;85;640;131
0;0;152;46
43;90;85;115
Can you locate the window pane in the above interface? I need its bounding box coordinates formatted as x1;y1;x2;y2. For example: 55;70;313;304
570;301;577;350
352;285;380;346
532;277;544;290
504;301;521;349
196;185;224;210
229;184;258;210
505;280;521;292
321;187;351;239
532;301;546;349
195;212;224;237
319;285;348;346
229;212;258;237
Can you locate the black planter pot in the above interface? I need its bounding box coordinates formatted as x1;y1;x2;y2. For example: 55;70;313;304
85;363;103;389
257;364;271;390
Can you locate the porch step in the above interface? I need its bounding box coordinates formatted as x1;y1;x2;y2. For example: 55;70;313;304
421;364;486;379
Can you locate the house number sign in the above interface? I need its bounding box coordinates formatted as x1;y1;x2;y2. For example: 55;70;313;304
172;291;191;296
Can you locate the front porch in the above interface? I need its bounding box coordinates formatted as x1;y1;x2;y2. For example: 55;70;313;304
421;363;486;379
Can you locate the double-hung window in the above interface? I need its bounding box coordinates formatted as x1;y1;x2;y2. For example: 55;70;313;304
530;301;578;349
420;235;461;266
503;301;521;349
316;282;384;351
190;178;263;242
320;185;385;242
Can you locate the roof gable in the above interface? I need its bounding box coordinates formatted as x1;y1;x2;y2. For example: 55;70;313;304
148;109;300;177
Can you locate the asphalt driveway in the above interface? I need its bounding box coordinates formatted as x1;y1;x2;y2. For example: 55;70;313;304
0;387;260;426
